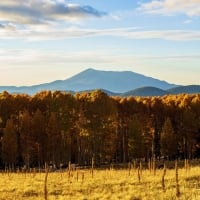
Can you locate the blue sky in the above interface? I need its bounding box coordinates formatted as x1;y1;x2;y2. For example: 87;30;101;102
0;0;200;86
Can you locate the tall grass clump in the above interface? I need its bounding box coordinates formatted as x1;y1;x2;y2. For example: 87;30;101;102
175;160;180;197
44;163;49;200
91;157;94;178
161;163;166;191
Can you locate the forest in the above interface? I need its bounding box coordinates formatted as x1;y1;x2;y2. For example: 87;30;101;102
0;90;199;169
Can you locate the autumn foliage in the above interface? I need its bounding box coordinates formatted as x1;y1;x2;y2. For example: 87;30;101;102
0;90;199;168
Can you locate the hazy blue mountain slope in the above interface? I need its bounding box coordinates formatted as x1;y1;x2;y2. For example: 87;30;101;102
122;87;169;97
167;85;200;94
61;68;176;92
0;68;179;95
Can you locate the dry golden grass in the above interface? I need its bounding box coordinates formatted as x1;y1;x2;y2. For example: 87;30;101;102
0;165;199;200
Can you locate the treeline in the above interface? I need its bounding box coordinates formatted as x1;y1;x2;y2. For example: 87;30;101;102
0;90;199;168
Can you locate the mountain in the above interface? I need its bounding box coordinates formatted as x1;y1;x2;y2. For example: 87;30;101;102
0;68;177;95
122;87;169;97
167;85;200;94
121;85;200;97
63;68;176;92
77;89;121;96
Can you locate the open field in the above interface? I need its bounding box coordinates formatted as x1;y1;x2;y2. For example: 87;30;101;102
0;164;200;200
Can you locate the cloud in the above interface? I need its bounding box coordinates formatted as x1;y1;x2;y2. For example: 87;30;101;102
184;20;193;24
0;24;4;28
125;30;200;41
0;22;16;31
0;0;107;26
140;55;200;60
138;0;200;17
1;0;199;42
2;48;199;72
1;26;200;41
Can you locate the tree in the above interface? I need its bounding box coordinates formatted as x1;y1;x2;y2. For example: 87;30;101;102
128;116;145;159
76;90;117;165
181;109;198;159
0;91;200;168
32;109;47;167
116;97;137;163
2;118;18;168
150;97;165;158
20;110;33;168
191;95;200;157
160;118;177;159
46;112;62;166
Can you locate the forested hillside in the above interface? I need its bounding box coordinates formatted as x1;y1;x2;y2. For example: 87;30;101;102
0;90;199;168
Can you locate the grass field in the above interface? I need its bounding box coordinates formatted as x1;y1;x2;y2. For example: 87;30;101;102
0;163;199;200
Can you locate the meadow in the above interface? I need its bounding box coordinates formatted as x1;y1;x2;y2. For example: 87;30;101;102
0;161;199;200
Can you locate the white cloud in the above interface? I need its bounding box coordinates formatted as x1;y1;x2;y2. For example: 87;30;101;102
0;0;109;41
0;49;115;66
0;0;200;42
184;19;193;24
0;0;106;26
0;26;200;41
138;0;200;17
140;55;200;60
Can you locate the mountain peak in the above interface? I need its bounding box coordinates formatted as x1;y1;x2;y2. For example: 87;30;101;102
64;68;177;93
83;68;96;72
0;68;178;95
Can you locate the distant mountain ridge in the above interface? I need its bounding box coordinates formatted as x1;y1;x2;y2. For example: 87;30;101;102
122;87;169;97
121;85;200;97
167;85;200;94
0;68;199;96
63;68;176;92
0;68;177;95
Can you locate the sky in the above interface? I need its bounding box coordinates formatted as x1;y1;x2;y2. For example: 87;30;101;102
0;0;200;86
